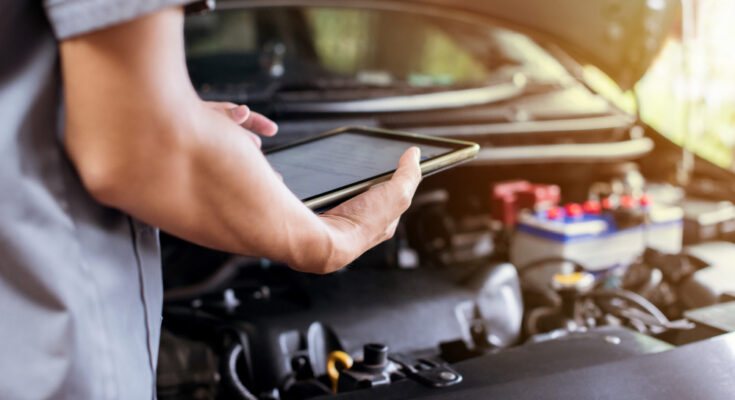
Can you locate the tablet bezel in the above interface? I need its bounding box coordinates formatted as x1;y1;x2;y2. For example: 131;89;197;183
265;126;480;210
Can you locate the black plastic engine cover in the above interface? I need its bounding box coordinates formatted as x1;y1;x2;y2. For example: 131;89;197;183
322;326;687;399
192;263;522;392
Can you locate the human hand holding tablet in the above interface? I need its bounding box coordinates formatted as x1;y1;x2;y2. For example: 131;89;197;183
266;126;479;210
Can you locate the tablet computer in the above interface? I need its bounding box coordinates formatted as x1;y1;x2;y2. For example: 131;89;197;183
265;126;479;210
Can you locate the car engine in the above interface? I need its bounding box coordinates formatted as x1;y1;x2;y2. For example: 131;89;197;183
156;2;735;398
156;146;735;399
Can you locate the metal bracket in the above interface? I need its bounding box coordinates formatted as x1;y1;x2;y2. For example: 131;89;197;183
389;355;462;388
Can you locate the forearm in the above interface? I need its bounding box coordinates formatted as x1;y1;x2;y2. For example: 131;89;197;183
59;5;420;274
60;7;332;269
110;103;332;267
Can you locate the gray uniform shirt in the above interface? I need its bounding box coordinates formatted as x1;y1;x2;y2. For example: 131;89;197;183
0;1;193;398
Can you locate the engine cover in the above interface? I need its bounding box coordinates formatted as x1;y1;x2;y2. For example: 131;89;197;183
175;263;522;393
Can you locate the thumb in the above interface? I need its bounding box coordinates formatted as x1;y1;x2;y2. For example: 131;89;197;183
391;147;422;192
397;146;421;173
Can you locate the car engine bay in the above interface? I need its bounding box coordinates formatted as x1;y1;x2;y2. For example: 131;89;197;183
156;2;735;399
157;132;735;399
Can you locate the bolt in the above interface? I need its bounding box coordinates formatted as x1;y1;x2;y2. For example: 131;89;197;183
363;343;388;367
223;289;240;311
291;356;308;371
604;335;621;345
439;371;457;381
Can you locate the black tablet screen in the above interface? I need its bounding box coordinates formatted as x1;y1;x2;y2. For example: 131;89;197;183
266;131;454;201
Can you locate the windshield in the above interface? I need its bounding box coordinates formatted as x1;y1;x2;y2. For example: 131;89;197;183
184;6;570;95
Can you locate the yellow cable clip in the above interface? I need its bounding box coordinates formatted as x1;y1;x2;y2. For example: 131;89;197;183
326;350;354;393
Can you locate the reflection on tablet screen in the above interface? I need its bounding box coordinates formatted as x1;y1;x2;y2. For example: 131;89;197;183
266;131;453;200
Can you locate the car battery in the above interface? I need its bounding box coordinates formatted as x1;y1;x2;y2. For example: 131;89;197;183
511;199;683;273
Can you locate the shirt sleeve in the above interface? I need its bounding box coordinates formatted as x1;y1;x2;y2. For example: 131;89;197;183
44;0;198;40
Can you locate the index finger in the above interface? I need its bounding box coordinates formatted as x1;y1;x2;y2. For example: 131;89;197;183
241;111;278;137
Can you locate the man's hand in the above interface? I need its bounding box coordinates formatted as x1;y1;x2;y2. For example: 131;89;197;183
209;99;421;272
206;101;277;148
59;6;421;275
307;147;422;273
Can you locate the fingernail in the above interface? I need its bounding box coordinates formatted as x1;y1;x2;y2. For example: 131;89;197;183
414;147;421;163
231;105;249;120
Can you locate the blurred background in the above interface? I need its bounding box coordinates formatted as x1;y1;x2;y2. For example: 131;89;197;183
187;0;735;169
588;0;735;169
159;2;735;399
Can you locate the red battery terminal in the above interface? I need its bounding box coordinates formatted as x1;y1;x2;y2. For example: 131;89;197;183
639;194;653;207
582;200;602;215
619;195;636;209
546;206;563;220
564;203;584;218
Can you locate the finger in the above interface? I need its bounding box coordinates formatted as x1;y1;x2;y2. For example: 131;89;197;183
240;111;278;137
387;147;422;209
205;101;238;110
204;101;276;137
247;131;262;148
228;105;250;125
206;101;251;124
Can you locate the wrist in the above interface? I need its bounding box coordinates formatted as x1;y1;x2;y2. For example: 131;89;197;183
287;215;356;274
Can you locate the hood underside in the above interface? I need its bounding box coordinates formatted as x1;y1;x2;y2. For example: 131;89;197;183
403;0;681;90
223;0;680;90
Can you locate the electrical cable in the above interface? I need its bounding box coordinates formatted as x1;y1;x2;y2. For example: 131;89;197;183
526;306;560;337
588;288;669;325
637;268;663;299
521;281;562;309
164;256;257;301
222;343;259;400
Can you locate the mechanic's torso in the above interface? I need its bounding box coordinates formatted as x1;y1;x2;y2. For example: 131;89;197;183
0;2;162;399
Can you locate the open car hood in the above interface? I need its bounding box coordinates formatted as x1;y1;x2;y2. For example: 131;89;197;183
404;0;680;90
